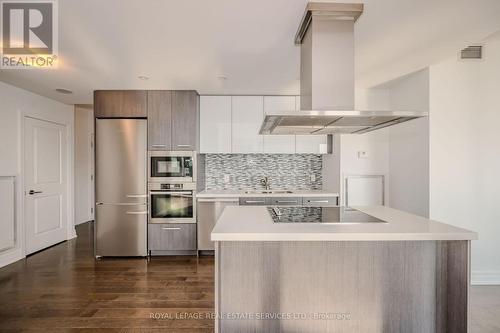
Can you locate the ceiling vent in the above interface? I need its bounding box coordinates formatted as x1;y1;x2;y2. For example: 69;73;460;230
460;45;482;59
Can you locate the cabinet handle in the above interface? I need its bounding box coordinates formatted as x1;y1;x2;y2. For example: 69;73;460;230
276;200;298;203
126;211;148;215
161;227;181;230
177;144;191;148
307;200;329;203
126;194;148;198
198;198;239;203
244;200;266;204
151;144;166;148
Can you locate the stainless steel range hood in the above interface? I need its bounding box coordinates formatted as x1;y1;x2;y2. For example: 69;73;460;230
260;110;426;135
259;2;428;136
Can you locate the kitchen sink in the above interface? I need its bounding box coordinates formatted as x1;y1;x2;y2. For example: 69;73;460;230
244;190;293;194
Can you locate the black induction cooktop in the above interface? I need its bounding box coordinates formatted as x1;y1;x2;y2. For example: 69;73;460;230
267;206;387;224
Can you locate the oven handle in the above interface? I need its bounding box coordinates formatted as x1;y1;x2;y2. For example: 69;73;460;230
149;191;193;195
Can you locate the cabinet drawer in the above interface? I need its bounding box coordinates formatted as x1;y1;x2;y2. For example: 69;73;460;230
148;223;196;251
239;197;267;206
302;197;338;207
267;197;302;206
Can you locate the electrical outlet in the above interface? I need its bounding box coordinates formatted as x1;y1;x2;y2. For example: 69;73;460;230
224;174;230;183
358;151;369;159
310;174;316;182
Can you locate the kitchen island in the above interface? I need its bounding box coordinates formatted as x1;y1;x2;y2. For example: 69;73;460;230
211;205;477;333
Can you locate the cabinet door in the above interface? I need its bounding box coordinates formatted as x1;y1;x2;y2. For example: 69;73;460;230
267;197;302;206
239;197;267;205
200;96;232;153
232;96;263;153
294;96;328;154
296;135;328;154
171;91;199;151
94;90;147;118
147;91;172;150
148;223;196;251
263;96;296;153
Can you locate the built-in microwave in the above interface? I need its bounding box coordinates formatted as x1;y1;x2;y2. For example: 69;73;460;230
148;182;196;224
148;151;196;183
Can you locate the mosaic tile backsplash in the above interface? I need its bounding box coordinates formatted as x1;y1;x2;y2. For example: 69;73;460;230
205;154;322;190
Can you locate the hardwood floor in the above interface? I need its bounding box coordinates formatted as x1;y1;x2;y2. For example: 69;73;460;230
1;222;499;332
0;222;214;332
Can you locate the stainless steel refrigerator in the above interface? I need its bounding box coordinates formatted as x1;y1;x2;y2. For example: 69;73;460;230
95;119;147;257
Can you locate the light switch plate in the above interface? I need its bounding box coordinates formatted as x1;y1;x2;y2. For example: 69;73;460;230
358;151;369;159
224;174;230;183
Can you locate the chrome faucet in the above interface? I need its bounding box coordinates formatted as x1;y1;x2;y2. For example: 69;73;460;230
260;176;270;190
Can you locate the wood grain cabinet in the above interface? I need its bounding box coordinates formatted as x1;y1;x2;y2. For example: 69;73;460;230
171;91;199;151
147;91;172;150
148;223;196;251
94;90;147;118
147;90;199;151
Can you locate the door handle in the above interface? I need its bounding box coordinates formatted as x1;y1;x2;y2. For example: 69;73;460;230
29;190;42;195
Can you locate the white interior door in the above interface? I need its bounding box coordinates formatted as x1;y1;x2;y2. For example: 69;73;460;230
24;117;68;254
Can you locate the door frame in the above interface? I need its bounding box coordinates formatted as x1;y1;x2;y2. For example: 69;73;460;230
21;115;75;256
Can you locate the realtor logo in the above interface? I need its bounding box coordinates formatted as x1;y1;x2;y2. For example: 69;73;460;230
1;0;58;68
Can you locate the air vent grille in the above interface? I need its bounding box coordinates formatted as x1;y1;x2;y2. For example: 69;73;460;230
461;45;482;59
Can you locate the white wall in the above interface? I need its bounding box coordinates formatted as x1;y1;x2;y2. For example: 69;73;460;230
339;130;390;206
0;81;74;268
385;69;430;217
429;32;500;284
388;118;429;217
350;70;430;215
74;105;94;225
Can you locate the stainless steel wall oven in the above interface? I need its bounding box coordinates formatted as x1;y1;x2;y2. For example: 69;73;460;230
149;182;196;224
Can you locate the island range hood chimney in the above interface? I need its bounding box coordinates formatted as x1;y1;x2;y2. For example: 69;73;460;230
260;2;428;136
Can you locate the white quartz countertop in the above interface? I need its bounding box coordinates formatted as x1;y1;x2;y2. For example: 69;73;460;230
197;189;339;198
211;205;478;241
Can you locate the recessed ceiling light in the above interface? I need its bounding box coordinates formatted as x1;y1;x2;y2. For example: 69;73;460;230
138;75;149;80
217;75;228;80
55;88;73;94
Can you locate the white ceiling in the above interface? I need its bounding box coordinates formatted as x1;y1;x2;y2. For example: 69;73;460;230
1;0;500;104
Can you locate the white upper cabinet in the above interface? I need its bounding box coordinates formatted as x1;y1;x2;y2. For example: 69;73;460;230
264;96;296;112
198;95;329;154
200;96;232;153
294;95;328;154
296;135;329;154
263;96;295;153
231;96;264;153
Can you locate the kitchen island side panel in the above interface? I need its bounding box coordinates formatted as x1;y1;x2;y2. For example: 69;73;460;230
215;240;469;333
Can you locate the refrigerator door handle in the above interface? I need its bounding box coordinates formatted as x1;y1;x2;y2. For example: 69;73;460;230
125;211;148;215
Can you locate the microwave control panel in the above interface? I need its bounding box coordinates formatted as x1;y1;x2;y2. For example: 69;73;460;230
160;183;183;190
